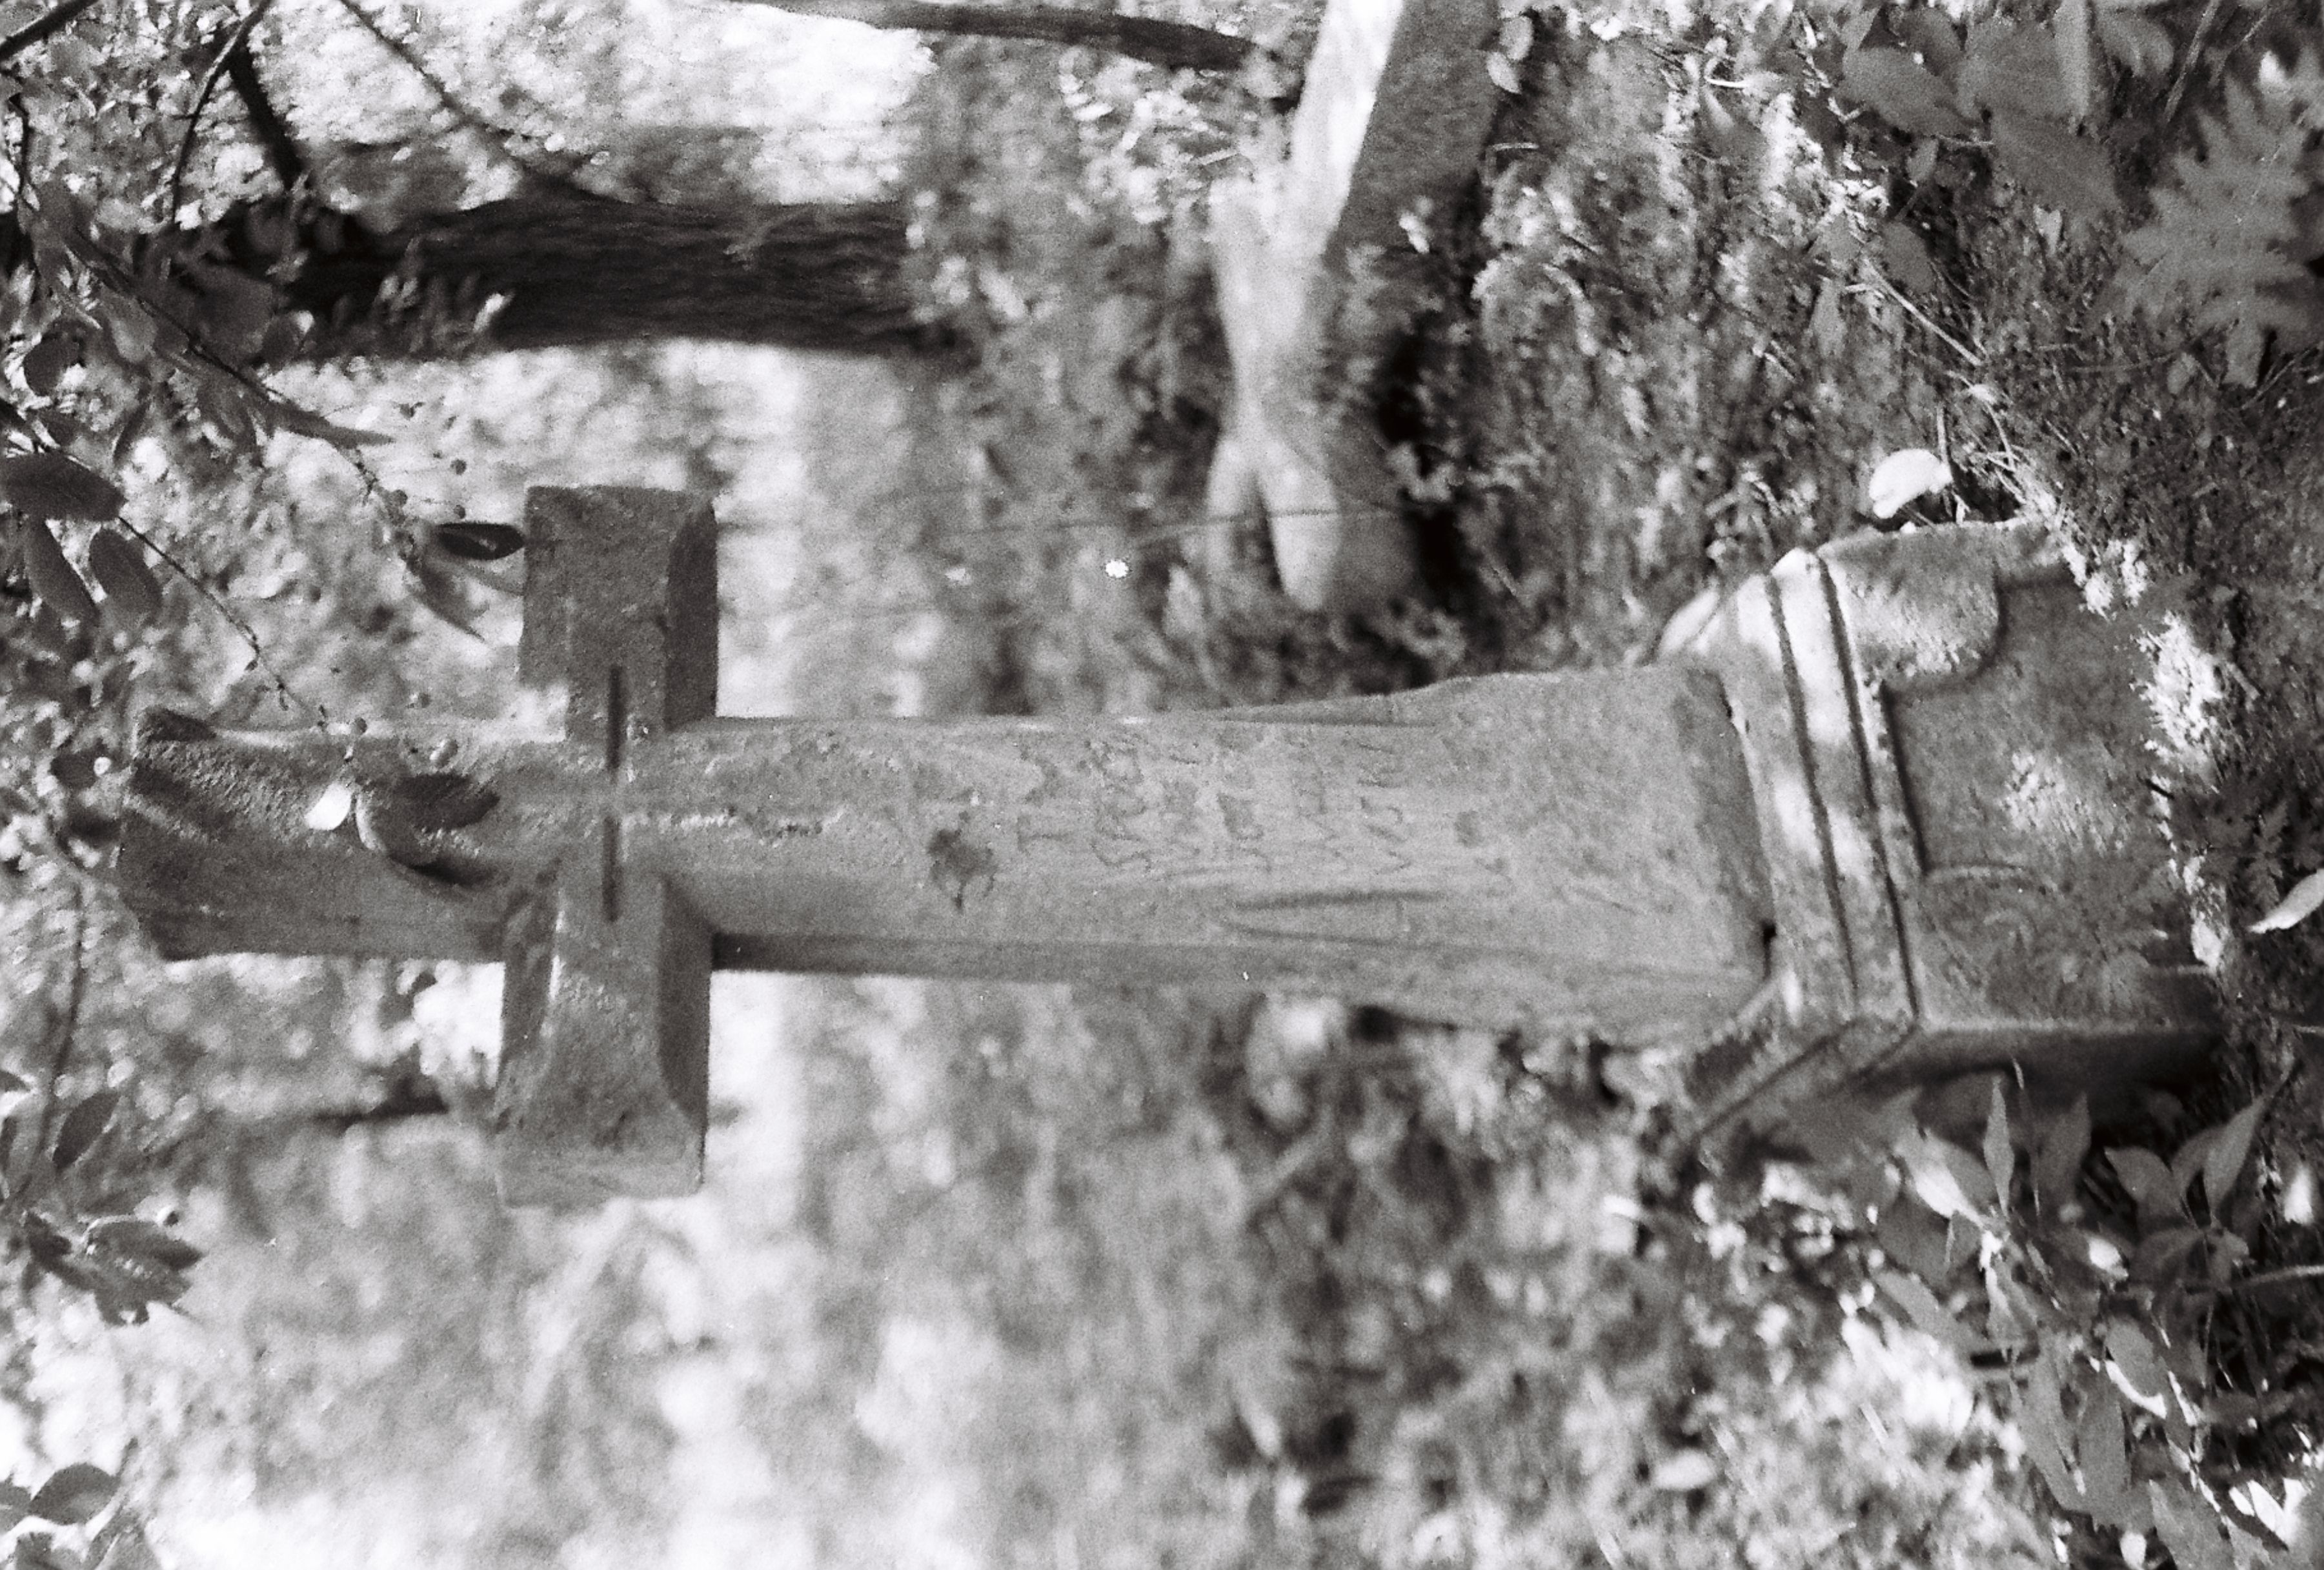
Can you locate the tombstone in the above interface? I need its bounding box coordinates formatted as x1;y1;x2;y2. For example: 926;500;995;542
1202;0;1502;610
117;489;2214;1205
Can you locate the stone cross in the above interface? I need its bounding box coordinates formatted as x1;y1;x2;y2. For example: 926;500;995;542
119;490;2214;1205
1202;0;1501;610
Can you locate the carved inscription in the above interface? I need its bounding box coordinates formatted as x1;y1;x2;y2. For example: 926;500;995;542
928;823;999;912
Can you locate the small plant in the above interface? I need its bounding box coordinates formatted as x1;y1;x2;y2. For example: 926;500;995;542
2116;49;2324;385
1834;3;2159;221
0;1071;201;1327
0;1461;161;1570
1793;1080;2315;1566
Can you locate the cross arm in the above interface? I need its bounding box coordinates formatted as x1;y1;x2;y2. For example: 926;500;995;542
494;487;720;1203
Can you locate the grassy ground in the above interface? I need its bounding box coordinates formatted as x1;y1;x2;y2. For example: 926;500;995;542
887;0;2324;1562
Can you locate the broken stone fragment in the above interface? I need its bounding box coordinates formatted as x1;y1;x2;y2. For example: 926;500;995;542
1199;0;1502;612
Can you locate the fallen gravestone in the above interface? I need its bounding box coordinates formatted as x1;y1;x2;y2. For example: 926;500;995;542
119;490;2214;1205
1202;0;1501;611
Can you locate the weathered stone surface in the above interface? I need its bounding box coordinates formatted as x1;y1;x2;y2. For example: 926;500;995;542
1674;523;2216;1138
121;490;1780;1203
494;487;718;1205
123;672;1777;1040
1204;0;1500;610
117;495;2219;1206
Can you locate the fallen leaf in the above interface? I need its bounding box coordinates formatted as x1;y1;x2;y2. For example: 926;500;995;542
265;399;392;446
354;784;432;867
1810;277;1846;357
1867;447;1954;518
304;780;354;833
2248;867;2324;932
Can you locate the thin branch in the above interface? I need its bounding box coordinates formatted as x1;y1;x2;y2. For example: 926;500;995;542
223;30;308;192
0;0;102;68
2223;1263;2324;1295
726;0;1266;74
1;96;30;270
327;0;594;192
167;1;276;219
304;1082;450;1135
107;510;327;726
2161;0;2223;125
32;885;86;1154
1875;275;1981;368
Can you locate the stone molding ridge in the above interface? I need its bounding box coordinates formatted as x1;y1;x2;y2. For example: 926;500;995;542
1675;543;1914;1136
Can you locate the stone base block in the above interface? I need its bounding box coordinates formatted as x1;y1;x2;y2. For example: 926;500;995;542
1677;524;2216;1136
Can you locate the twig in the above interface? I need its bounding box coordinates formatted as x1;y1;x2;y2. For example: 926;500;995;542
327;0;593;191
2214;1263;2324;1296
2045;354;2182;376
301;1082;450;1135
107;511;327;726
32;885;87;1154
1876;276;1981;367
223;29;308;193
166;1;275;220
2162;0;2223;126
0;0;101;67
726;0;1266;75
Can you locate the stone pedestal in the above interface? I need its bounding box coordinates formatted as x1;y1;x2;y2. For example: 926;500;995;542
1670;524;2212;1137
